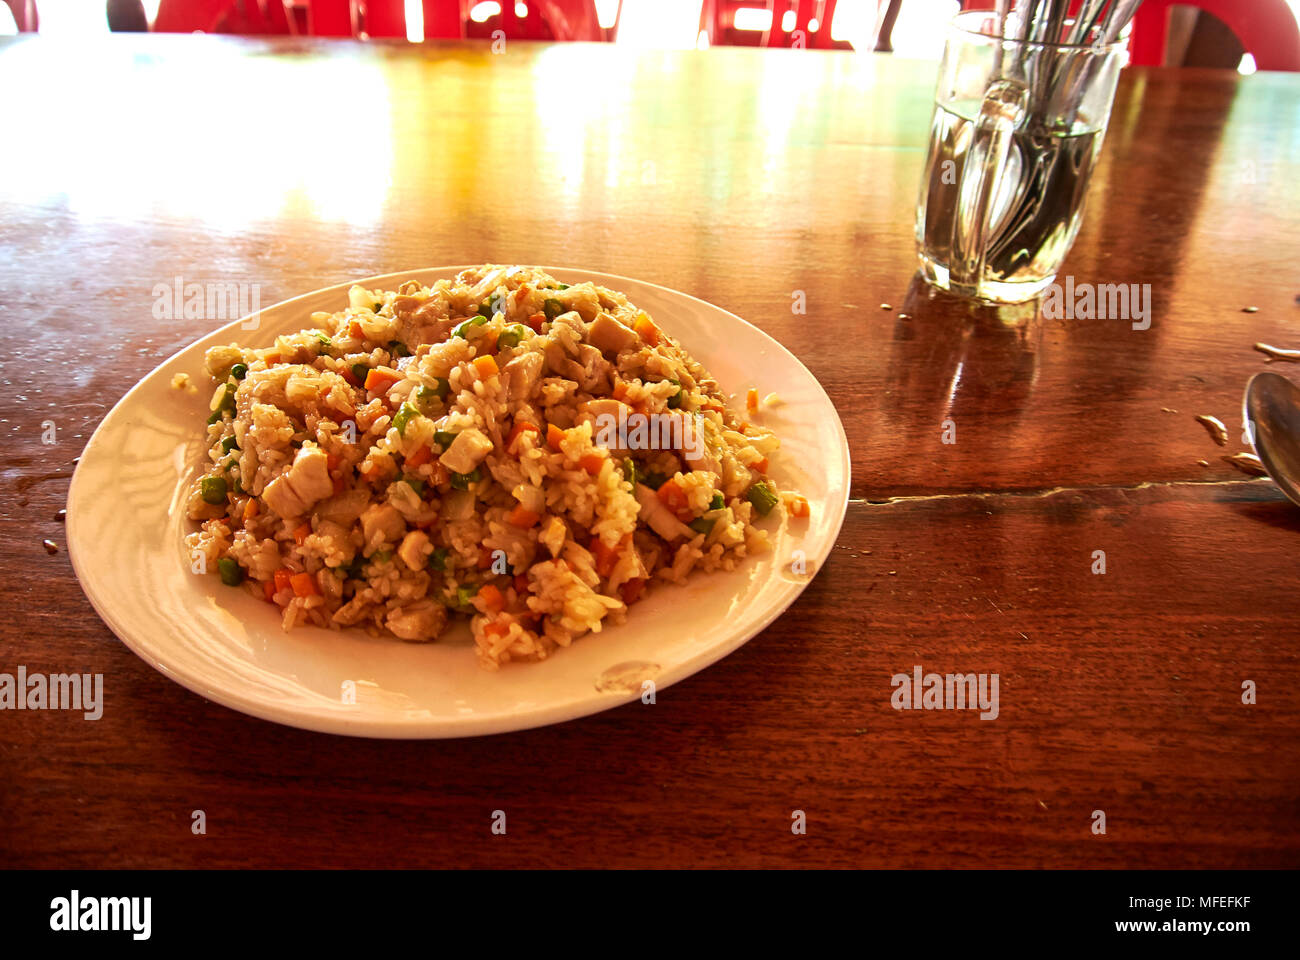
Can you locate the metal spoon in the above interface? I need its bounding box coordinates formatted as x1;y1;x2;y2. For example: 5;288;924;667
1243;371;1300;506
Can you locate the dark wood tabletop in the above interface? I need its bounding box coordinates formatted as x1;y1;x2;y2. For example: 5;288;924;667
2;34;1298;869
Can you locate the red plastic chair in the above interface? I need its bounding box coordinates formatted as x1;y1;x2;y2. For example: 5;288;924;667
306;0;355;36
4;0;38;30
154;0;296;34
701;0;844;50
355;0;602;41
463;0;604;41
1130;0;1300;71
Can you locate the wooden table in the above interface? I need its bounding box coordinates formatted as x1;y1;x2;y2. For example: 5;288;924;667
2;35;1297;869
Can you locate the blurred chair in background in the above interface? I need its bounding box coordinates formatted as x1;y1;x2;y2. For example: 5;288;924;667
698;0;904;51
1130;0;1300;71
4;0;38;30
107;0;149;29
154;0;296;34
957;0;1299;72
699;0;847;49
305;0;607;41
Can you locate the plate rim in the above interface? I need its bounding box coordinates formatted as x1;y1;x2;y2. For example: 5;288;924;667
66;265;852;739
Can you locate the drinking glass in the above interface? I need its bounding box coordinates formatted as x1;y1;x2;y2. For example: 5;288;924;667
915;10;1127;303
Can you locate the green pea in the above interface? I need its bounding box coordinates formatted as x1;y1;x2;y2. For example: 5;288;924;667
543;298;565;320
200;475;227;504
392;402;419;437
666;378;684;409
429;547;449;572
434;430;458;450
207;383;236;424
709;492;724;511
229;363;248;381
351;362;369;383
689;516;717;536
217;557;244;586
452;316;489;339
450;467;481;490
747;480;778;517
220;436;240;454
388;340;410;358
497;324;529;350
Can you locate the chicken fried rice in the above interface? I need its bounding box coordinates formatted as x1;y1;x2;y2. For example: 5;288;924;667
185;265;809;669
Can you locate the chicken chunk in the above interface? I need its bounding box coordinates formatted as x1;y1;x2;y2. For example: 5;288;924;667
678;415;722;475
261;444;333;519
439;427;493;475
503;351;545;400
579;398;633;453
360;502;406;545
588;313;638;356
633;483;695;541
397;529;431;572
386;601;448;642
203;344;244;379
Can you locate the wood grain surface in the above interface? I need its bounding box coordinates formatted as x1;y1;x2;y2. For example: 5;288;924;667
1;35;1297;868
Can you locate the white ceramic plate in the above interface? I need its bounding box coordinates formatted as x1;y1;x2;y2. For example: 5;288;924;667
67;267;850;738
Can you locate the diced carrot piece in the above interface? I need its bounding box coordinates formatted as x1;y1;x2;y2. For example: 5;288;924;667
348;319;364;339
621;578;645;605
245;498;259;519
579;452;604;475
332;475;345;496
525;312;546;333
262;580;276;603
364;369;401;393
483;622;510;639
406;443;432;469
746;388;759;413
506;505;541;529
657;478;689;518
546;423;566;451
478;583;505;613
478;547;495;570
612;381;630;402
633;312;660;347
508;421;540;453
326;452;341;471
473;354;499;378
273;568;292;594
340;367;360;388
264;353;281;365
590;536;622;578
753;457;769;474
481;332;498;354
786;494;810;518
289;572;318;597
514;573;529;594
293;522;312;545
